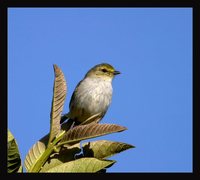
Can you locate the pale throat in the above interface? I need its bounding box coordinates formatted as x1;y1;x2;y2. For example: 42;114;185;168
83;76;113;95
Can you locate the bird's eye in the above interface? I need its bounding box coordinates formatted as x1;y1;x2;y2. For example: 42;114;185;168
101;68;107;73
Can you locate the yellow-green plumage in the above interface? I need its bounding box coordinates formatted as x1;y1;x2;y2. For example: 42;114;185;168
61;63;120;125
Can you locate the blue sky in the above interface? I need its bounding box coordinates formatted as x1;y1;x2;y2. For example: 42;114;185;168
8;8;192;172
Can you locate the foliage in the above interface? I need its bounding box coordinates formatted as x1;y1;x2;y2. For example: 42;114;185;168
7;129;23;173
8;64;134;173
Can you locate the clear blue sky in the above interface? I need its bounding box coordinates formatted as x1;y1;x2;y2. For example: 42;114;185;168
8;8;192;172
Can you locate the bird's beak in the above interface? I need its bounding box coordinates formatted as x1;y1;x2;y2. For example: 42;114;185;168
113;70;121;75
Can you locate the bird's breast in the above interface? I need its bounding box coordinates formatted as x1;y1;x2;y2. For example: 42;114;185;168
79;77;113;107
70;77;113;122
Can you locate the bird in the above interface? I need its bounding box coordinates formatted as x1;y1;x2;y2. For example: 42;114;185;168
60;63;120;127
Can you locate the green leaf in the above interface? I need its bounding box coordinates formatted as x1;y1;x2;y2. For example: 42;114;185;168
46;158;116;173
40;142;81;172
48;64;67;147
24;130;66;172
24;134;48;172
59;123;127;146
7;129;22;173
82;140;135;159
40;140;134;172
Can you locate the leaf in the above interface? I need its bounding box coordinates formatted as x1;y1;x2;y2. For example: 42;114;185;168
82;140;135;159
24;134;48;172
48;64;67;147
46;158;116;173
60;113;102;133
79;112;102;125
24;130;66;172
17;165;23;173
40;140;134;172
40;143;81;172
7;129;22;173
24;65;67;172
59;123;127;145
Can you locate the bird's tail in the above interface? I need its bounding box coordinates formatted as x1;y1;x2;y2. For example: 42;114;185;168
60;112;70;124
61;118;75;131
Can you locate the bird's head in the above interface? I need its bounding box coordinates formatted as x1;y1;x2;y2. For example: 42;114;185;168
85;63;120;80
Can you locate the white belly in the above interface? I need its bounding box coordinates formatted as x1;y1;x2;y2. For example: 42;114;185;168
69;77;113;123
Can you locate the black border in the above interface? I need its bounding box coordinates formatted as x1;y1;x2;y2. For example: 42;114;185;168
0;2;8;175
0;0;199;7
1;0;199;177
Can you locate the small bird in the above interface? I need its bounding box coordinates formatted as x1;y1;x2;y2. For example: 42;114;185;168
60;63;120;126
